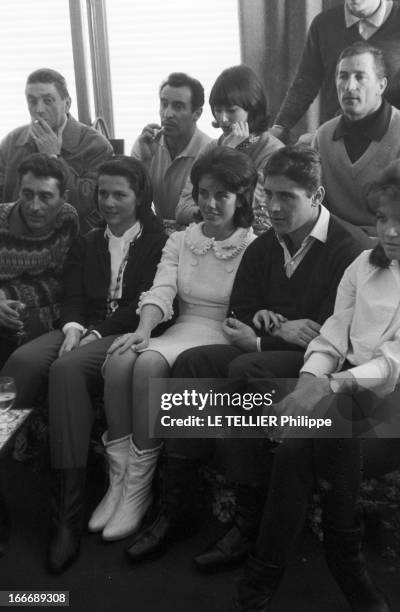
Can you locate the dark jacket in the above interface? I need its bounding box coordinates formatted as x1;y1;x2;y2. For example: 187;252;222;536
60;215;167;337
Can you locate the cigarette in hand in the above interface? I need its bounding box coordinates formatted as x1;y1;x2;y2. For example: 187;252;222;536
152;127;164;141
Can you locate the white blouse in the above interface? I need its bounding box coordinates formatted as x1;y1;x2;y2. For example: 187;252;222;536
302;250;400;396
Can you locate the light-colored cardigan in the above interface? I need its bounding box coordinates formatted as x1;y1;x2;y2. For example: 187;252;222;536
314;106;400;233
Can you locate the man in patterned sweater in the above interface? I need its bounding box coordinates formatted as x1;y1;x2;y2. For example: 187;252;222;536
0;153;79;367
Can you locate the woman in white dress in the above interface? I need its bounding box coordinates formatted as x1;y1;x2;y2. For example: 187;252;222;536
89;146;257;541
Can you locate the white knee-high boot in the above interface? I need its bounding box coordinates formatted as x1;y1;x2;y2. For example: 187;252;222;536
102;438;161;541
88;432;130;533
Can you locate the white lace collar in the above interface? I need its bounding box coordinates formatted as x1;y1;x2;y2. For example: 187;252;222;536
184;222;254;260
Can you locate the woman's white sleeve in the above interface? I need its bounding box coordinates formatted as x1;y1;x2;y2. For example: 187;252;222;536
137;231;182;321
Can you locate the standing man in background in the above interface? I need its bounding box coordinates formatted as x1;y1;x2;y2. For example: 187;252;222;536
270;0;400;142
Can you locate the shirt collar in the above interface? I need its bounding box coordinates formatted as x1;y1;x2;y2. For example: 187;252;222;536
160;127;204;160
276;204;330;250
104;220;142;244
308;203;330;244
56;115;68;140
345;0;391;28
334;99;391;142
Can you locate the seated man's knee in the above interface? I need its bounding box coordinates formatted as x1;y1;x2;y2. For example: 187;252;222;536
49;350;81;381
273;438;311;470
227;352;273;380
2;342;51;382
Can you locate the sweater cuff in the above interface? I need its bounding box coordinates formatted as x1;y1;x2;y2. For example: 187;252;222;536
62;322;86;335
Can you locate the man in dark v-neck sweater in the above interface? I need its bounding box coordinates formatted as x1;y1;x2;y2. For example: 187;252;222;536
126;146;371;571
314;41;400;234
173;146;370;381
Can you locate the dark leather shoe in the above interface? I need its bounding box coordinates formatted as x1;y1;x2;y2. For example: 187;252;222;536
126;512;173;562
324;525;391;612
46;468;85;574
230;555;283;611
194;525;251;573
47;522;81;574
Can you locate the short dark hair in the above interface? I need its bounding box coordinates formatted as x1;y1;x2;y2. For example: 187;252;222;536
190;146;257;228
17;153;67;194
366;161;400;268
263;145;322;194
26;68;70;100
159;72;205;111
209;65;269;134
96;156;154;224
336;42;387;79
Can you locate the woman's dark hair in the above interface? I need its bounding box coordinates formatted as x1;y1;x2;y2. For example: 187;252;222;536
190;146;257;228
366;161;400;268
96;156;156;225
209;65;269;134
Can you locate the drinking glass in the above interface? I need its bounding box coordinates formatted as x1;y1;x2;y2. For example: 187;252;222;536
0;377;17;424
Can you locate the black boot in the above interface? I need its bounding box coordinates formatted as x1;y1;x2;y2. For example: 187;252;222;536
324;525;391;612
194;484;265;573
231;554;284;612
47;468;86;574
125;454;200;562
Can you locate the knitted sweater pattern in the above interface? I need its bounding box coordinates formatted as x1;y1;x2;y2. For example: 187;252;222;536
0;202;79;330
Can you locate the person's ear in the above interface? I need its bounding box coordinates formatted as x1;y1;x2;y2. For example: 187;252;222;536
379;77;387;95
193;106;203;122
311;186;325;206
65;96;72;114
62;188;70;203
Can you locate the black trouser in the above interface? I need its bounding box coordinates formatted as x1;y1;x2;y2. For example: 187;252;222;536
254;387;400;567
169;345;304;484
